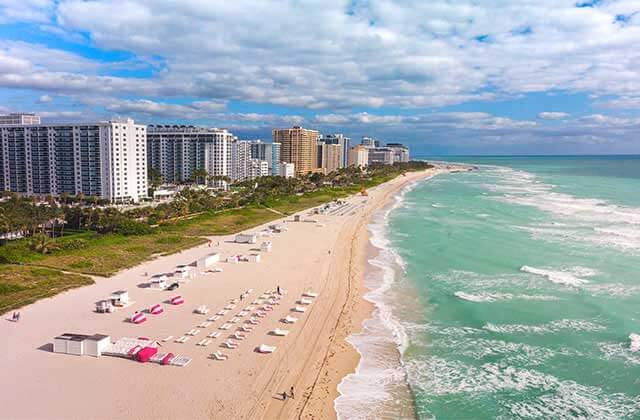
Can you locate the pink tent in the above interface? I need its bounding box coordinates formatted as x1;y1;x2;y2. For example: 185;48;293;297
136;346;158;363
170;296;184;305
131;311;147;324
150;304;163;315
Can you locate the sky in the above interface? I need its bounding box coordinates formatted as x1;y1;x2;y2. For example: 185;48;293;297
1;0;640;155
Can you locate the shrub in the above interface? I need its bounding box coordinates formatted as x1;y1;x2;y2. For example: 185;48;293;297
114;219;153;236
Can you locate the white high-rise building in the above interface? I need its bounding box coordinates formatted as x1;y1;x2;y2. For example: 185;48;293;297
248;159;269;179
348;145;369;168
231;140;251;182
278;162;295;178
386;143;410;163
147;125;234;187
249;140;280;176
0;116;147;203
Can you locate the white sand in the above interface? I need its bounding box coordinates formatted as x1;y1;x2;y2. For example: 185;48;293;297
0;169;444;419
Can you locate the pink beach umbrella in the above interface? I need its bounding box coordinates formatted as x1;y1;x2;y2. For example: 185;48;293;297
170;296;184;305
150;304;163;315
131;311;147;324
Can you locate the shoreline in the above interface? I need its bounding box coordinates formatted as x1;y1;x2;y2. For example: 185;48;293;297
0;167;457;420
300;168;450;419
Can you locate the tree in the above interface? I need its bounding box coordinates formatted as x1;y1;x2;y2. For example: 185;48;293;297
148;168;163;196
191;168;209;185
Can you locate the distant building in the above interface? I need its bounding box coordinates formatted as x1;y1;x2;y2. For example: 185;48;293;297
387;143;410;163
361;136;379;148
248;159;269;179
249;140;280;176
273;126;320;175
368;147;395;165
278;162;295;178
0;116;147;203
321;133;350;168
318;142;342;174
348;145;369;168
231;140;251;182
0;113;40;125
147;125;234;187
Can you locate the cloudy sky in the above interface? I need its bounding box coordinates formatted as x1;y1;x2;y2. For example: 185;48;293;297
1;0;640;154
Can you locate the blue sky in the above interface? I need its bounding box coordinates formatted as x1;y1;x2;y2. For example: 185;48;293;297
1;0;640;154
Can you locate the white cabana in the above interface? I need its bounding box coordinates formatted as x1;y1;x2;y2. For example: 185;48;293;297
235;233;257;244
260;241;272;252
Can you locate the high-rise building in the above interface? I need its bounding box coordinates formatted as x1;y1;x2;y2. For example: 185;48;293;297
147;125;233;187
318;142;342;174
386;143;410;163
368;147;395;165
273;126;319;175
248;159;269;179
0;116;147;202
277;162;295;178
322;133;350;168
361;136;379;148
348;145;369;168
249;140;280;176
0;113;41;125
231;140;251;182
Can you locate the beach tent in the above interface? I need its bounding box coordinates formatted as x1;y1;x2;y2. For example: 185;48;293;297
170;295;184;305
130;312;147;324
136;346;158;363
150;304;163;315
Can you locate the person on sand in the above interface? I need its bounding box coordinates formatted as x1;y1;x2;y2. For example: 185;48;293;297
282;391;287;401
15;312;20;322
290;386;294;399
277;285;281;295
240;294;243;301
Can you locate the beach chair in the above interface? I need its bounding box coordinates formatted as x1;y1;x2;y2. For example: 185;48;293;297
207;315;220;322
161;335;174;342
303;291;319;298
240;325;253;332
256;311;267;318
283;316;298;324
232;332;245;340
257;344;276;353
299;298;313;305
198;321;212;328
222;340;238;349
196;338;207;346
230;317;240;323
207;332;220;338
210;351;228;360
293;306;307;313
219;323;232;330
271;329;289;336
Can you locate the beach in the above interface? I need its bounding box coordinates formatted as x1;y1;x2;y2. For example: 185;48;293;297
0;168;443;420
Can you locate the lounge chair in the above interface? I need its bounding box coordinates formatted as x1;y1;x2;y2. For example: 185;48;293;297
198;321;212;328
240;325;253;332
207;331;220;338
222;340;238;349
271;329;289;336
161;335;174;342
283;316;298;323
219;323;232;330
293;306;307;313
232;332;246;340
256;311;267;318
257;344;276;353
299;298;313;305
207;315;220;322
210;351;228;360
303;291;319;298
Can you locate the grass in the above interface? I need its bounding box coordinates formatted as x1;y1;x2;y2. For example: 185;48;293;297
0;265;93;315
0;169;421;310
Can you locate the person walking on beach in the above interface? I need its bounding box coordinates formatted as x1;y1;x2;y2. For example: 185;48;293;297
282;391;288;401
277;285;281;295
290;386;295;399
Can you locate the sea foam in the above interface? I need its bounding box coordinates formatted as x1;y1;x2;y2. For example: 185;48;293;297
520;265;592;286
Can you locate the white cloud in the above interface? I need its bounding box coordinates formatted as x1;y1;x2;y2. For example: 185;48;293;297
0;0;636;111
104;99;227;118
538;112;570;120
37;94;52;103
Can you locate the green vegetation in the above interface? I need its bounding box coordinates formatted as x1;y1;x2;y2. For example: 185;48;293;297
0;265;93;315
0;161;433;310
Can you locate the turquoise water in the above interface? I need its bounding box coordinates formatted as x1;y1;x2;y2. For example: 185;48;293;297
338;156;640;419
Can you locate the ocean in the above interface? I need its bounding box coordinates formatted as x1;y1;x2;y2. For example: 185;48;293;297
336;156;640;419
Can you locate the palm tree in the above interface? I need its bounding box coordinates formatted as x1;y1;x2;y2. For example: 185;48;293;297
191;168;209;185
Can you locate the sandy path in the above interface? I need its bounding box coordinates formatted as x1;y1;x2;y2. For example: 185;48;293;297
0;169;441;420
